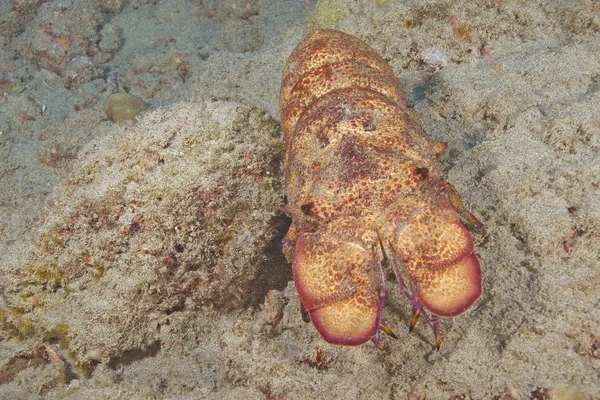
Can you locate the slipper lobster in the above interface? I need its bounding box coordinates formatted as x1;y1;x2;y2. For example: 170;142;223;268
280;29;483;349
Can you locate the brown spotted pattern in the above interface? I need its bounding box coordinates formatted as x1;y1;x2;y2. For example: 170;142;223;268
281;30;482;346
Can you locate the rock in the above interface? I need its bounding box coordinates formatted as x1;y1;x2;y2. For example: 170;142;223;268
104;93;149;123
1;100;284;377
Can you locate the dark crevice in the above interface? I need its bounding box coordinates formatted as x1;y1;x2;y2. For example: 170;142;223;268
249;212;293;308
106;340;161;369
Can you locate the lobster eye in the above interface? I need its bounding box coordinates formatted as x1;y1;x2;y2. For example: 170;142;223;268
301;202;314;216
414;166;429;181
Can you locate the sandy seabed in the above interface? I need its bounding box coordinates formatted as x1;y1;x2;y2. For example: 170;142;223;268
1;0;599;399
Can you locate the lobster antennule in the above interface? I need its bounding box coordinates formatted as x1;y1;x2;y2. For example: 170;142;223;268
293;232;382;346
388;198;482;348
414;253;482;317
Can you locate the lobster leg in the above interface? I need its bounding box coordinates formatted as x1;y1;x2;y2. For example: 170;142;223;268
433;315;441;351
372;246;387;350
409;308;421;332
373;241;398;348
379;322;398;339
389;249;441;349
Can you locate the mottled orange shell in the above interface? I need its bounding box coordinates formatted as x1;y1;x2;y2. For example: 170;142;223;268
281;29;481;346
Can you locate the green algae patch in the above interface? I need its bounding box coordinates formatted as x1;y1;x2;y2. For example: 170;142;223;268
309;0;350;28
22;263;68;292
0;307;35;340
